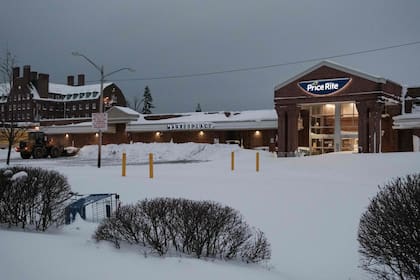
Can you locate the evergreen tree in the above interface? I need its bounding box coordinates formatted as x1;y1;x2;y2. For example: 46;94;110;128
195;103;202;112
141;86;154;114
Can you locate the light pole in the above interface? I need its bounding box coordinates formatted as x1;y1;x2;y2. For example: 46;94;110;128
72;52;134;168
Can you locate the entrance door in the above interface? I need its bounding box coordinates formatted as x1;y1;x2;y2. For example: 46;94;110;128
307;103;358;155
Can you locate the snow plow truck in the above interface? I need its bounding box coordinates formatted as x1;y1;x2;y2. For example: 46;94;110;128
15;131;79;159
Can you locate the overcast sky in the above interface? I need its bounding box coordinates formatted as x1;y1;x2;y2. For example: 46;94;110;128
1;0;420;113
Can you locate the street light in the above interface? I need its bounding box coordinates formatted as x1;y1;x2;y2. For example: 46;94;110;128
72;52;134;168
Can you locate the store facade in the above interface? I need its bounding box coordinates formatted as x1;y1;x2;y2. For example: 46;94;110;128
274;61;403;157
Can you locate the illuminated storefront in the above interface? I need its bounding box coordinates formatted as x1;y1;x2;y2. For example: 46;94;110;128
274;61;403;157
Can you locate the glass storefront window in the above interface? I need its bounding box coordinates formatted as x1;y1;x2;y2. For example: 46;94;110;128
305;102;358;155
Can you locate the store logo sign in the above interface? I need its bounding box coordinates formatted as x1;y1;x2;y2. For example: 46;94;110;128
298;78;351;96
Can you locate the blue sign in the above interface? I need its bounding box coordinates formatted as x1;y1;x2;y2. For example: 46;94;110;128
298;78;351;96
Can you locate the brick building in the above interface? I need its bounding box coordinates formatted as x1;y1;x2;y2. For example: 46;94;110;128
274;61;407;156
0;65;126;125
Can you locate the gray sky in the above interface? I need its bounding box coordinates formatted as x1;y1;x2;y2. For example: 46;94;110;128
1;0;420;113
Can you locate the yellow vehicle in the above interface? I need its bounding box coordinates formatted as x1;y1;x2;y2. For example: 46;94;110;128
15;131;78;159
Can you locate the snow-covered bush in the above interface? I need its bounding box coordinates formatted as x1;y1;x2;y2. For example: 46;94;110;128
358;173;420;280
95;198;271;263
0;167;72;231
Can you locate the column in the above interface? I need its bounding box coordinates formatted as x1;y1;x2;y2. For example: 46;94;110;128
286;105;299;156
367;101;384;153
356;102;369;153
275;105;287;157
334;103;341;152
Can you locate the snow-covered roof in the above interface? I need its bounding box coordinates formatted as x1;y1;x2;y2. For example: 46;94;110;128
0;83;10;96
49;82;113;101
127;109;278;132
40;109;278;134
393;112;420;129
107;106;139;116
274;60;388;91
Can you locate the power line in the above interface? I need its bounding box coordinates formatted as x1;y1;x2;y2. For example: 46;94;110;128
92;40;420;82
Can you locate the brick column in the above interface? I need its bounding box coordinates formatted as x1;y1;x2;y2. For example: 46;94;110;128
275;105;287;157
367;101;384;153
275;104;299;157
286;105;299;156
356;101;369;153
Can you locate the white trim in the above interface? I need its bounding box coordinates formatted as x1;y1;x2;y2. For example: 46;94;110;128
274;91;384;100
274;60;386;91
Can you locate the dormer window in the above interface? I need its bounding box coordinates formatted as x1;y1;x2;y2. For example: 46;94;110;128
73;93;78;99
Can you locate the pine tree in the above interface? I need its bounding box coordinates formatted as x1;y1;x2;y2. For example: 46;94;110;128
195;103;202;112
141;86;154;114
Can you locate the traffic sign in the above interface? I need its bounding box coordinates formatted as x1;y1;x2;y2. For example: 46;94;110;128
92;113;108;130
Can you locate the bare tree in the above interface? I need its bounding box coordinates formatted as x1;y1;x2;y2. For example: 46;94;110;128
0;49;26;165
358;174;420;280
127;94;143;113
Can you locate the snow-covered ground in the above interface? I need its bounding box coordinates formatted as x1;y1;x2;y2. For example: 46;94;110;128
1;143;419;280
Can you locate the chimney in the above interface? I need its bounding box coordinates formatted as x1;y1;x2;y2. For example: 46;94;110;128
67;75;74;86
30;71;38;82
23;65;31;83
12;67;19;83
37;73;49;98
77;74;85;86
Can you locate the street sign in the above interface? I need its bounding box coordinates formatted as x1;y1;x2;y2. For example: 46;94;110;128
92;113;108;130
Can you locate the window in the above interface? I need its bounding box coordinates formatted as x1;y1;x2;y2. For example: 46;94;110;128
85;103;89;110
112;94;118;104
27;103;31;110
92;103;96;110
79;104;82;110
72;105;76;111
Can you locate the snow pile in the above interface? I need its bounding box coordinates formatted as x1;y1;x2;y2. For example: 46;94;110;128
0;143;419;280
77;142;246;163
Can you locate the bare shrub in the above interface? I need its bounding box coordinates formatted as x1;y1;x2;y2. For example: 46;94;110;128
358;173;420;280
0;167;72;231
95;197;271;263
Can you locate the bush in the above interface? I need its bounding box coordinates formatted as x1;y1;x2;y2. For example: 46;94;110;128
0;166;72;231
358;174;420;280
95;197;271;263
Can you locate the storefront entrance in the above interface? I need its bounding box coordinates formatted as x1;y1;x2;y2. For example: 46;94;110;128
302;102;358;155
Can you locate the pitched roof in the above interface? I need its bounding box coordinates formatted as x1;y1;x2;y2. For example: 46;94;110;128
274;60;387;91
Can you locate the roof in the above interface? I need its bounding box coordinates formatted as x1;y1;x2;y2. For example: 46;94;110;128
0;83;10;96
393;112;420;129
49;82;113;101
127;109;278;132
41;109;278;134
274;60;387;91
0;82;113;102
106;106;140;123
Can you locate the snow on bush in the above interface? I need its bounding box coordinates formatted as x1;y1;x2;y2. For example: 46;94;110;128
95;197;271;263
0;167;72;231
